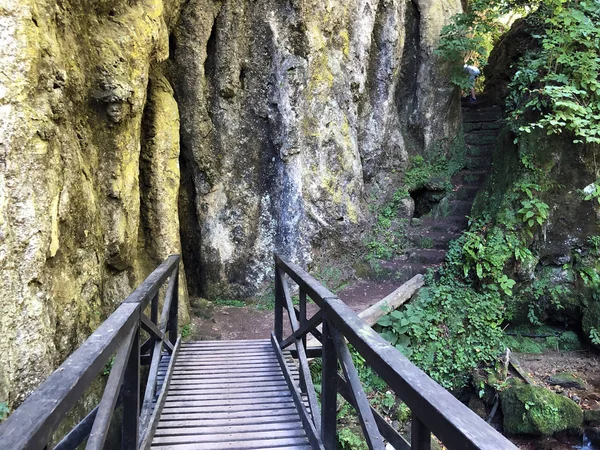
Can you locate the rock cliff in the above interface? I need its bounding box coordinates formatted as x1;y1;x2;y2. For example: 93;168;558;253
0;0;461;405
171;0;462;298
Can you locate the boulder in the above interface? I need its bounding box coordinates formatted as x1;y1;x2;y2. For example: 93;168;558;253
584;409;600;425
547;372;587;390
500;382;583;436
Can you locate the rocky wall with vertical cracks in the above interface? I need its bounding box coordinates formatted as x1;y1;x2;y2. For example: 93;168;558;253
0;0;189;406
170;0;463;299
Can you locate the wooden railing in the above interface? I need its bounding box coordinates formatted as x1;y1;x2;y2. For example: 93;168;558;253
0;255;181;450
272;254;518;450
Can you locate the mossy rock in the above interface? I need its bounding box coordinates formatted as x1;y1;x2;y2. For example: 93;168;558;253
500;382;583;436
547;372;587;390
584;409;600;425
193;298;215;319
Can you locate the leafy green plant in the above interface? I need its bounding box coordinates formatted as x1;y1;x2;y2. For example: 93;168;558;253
588;235;600;255
582;181;600;205
181;324;192;339
102;356;115;376
377;279;505;390
0;402;9;422
213;298;245;307
506;0;600;144
338;427;368;450
590;328;600;346
518;198;549;229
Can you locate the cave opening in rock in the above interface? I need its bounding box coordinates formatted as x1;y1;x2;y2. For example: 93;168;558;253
411;188;442;218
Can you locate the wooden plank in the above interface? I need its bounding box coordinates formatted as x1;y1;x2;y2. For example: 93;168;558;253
280;312;323;349
337;375;410;450
175;354;277;361
162;397;295;409
122;327;140;450
86;326;137;450
152;429;308;445
151;439;311;450
280;276;322;435
180;339;270;347
166;386;294;396
157;408;300;421
173;361;279;369
140;340;166;436
161;402;297;413
320;320;337;450
271;334;324;450
154;421;303;436
141;315;174;353
157;416;302;428
169;374;287;384
171;375;285;391
331;326;384;450
159;268;178;332
139;338;181;450
165;391;293;401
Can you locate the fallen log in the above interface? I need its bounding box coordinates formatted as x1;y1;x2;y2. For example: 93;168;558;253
306;274;425;349
358;274;425;327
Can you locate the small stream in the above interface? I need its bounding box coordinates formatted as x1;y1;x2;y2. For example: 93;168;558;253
574;432;598;450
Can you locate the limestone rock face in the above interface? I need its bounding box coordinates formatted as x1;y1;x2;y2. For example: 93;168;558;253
171;0;463;298
0;0;189;406
0;0;462;406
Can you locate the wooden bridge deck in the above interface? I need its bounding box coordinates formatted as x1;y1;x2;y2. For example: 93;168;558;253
151;339;312;450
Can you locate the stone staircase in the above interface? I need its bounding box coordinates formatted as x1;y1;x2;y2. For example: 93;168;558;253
380;101;503;282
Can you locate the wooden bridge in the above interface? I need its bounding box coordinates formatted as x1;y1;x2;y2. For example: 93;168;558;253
0;254;518;450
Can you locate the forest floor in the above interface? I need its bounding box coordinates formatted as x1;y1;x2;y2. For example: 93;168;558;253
189;280;398;341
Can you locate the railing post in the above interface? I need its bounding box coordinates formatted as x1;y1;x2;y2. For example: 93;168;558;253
122;323;140;450
411;415;431;450
274;263;283;342
149;292;159;353
321;318;337;450
299;289;307;392
168;266;179;345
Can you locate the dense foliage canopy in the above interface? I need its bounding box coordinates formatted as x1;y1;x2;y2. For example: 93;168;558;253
438;0;600;144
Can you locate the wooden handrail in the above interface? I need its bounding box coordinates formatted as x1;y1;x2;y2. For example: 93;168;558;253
0;255;181;450
273;253;518;450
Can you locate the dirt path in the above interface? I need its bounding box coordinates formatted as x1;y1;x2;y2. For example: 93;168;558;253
190;279;399;341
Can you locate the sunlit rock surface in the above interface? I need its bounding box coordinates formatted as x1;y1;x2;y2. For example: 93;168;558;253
0;0;461;405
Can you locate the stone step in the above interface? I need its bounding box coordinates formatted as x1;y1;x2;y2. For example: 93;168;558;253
372;262;432;284
462;110;503;123
407;230;462;249
463;120;503;132
452;185;480;201
420;215;469;232
447;200;473;216
461;104;502;114
465;132;498;146
466;156;492;170
392;263;433;284
405;248;447;264
466;144;495;157
455;170;488;186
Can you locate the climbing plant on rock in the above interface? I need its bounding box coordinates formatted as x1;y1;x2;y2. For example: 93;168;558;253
507;0;600;144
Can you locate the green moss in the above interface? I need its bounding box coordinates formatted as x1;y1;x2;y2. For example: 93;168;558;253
502;326;581;353
584;409;600;425
500;382;583;436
